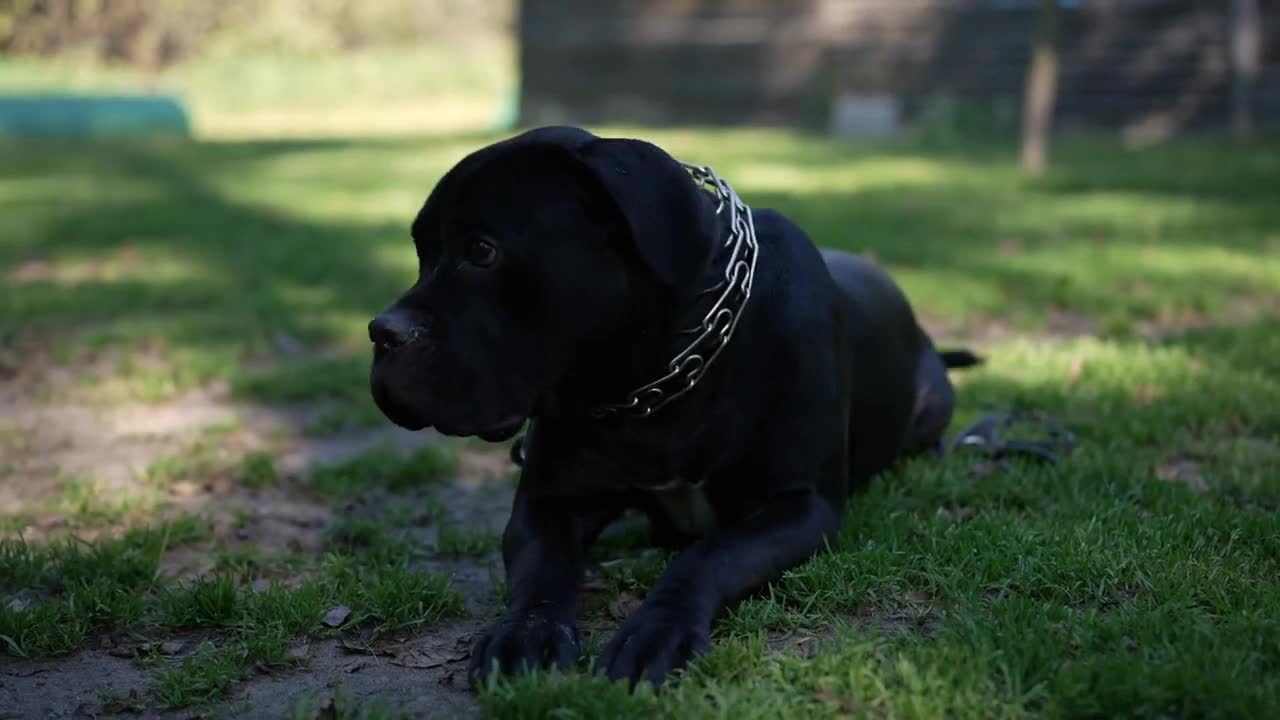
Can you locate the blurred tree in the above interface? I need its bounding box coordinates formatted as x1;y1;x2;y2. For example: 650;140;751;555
1020;0;1060;175
0;0;510;67
0;0;223;68
1231;0;1262;138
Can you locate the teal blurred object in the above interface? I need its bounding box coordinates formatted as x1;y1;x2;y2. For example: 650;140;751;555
0;94;191;138
492;88;518;131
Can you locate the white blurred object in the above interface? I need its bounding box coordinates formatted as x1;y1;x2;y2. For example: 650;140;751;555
829;93;899;138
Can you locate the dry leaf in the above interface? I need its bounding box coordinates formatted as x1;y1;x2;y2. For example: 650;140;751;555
1133;385;1161;406
390;645;469;670
342;658;371;674
310;695;339;720
170;480;201;497
608;592;643;621
905;590;931;605
99;688;145;714
323;605;352;628
783;635;818;659
997;237;1024;255
340;637;379;655
9;259;52;281
1155;460;1207;492
273;332;307;356
967;461;998;478
159;640;187;655
1067;354;1085;383
815;688;857;713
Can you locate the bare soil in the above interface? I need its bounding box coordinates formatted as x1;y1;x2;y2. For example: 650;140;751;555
0;378;520;719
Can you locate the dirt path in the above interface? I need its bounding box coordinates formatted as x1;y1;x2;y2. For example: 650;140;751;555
0;625;489;719
0;378;526;718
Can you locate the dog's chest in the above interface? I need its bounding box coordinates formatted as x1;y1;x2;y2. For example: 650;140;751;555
649;477;718;536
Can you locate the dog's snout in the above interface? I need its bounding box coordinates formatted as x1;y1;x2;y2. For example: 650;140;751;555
368;308;420;349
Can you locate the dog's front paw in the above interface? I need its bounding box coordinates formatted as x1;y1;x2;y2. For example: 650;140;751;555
597;601;710;688
467;612;579;688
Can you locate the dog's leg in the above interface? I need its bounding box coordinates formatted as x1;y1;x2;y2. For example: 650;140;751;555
596;487;841;686
468;485;622;686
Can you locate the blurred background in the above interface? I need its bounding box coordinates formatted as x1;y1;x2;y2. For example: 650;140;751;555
0;0;515;137
0;1;1274;143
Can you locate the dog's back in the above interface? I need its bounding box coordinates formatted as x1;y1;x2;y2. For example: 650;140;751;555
820;248;963;479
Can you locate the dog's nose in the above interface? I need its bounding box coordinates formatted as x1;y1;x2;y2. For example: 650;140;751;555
368;309;418;349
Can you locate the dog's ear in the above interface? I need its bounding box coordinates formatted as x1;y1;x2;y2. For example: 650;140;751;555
571;138;718;290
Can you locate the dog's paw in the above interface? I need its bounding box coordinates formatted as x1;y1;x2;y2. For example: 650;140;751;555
467;613;579;688
596;602;710;688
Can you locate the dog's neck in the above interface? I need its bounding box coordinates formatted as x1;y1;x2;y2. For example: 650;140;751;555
543;193;743;423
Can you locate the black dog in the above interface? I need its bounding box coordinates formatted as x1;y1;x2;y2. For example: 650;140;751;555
368;126;978;689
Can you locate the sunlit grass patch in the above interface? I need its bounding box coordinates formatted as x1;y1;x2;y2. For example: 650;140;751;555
232;355;368;404
5;131;1278;402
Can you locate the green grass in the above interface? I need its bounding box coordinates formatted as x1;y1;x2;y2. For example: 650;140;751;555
143;438;227;486
1;514;463;707
286;685;404;720
435;523;501;559
351;563;464;635
483;328;1280;717
238;450;279;488
307;444;457;499
0;520;206;655
233;354;388;434
326;516;421;568
3;131;1276;401
149;641;249;708
2;127;1279;716
51;471;167;527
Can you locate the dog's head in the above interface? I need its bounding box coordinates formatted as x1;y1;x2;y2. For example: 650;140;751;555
368;126;719;439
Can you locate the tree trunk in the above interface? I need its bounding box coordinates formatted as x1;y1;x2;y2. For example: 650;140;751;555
1021;0;1060;175
1231;0;1262;138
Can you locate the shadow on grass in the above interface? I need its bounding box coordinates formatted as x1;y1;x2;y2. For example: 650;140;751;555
2;139;412;346
1;130;1276;404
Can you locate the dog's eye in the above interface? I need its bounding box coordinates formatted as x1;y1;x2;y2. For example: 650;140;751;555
465;237;499;268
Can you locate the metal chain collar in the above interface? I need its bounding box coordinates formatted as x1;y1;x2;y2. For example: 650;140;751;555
591;162;759;419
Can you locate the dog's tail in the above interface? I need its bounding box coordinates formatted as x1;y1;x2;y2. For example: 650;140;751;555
940;349;984;369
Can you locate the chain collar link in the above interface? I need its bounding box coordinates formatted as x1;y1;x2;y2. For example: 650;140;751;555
591;163;759;419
